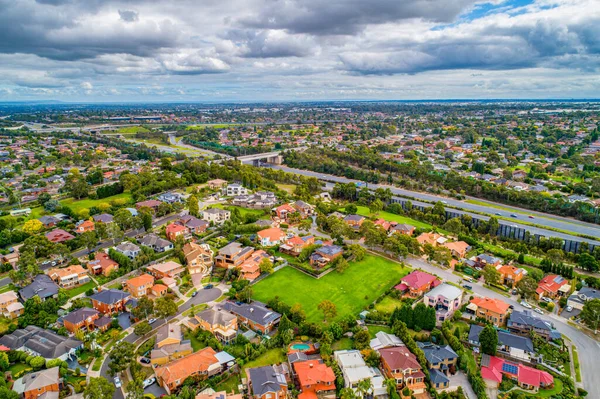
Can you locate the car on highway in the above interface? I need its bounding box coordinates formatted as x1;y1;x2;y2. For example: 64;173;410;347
520;301;532;309
510;214;518;218
528;215;535;219
114;377;122;388
143;377;156;389
534;308;544;315
148;318;157;324
495;212;502;216
463;284;473;290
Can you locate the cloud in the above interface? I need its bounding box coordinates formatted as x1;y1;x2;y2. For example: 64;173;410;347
161;50;231;74
118;10;139;22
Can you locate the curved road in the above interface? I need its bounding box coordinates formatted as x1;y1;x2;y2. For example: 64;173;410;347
100;287;222;399
266;164;600;242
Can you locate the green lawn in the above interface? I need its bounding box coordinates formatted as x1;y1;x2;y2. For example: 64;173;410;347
184;330;206;352
367;325;392;338
374;296;404;313
509;378;563;398
276;184;297;194
0;317;16;335
215;374;241;394
8;363;31;377
65;280;97;298
253;254;409;323
116;126;151;134
572;346;581;382
212;204;268;219
345;205;432;230
61;193;132;213
241;348;286;373
332;337;354;351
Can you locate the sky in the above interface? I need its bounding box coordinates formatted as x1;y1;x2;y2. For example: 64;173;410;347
0;0;598;102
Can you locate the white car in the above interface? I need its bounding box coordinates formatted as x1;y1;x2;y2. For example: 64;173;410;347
114;377;122;388
520;301;532;309
148;318;157;324
542;297;552;303
534;308;544;315
566;306;573;312
142;377;156;389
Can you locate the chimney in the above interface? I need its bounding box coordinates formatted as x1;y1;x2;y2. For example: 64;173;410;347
309;363;313;368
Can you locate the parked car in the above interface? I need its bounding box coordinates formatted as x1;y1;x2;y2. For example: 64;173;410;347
509;305;515;310
148;318;157;324
566;306;573;312
142;378;156;389
534;308;544;315
204;284;214;289
140;357;151;364
520;301;532;309
511;289;518;295
114;377;122;388
463;284;473;290
191;291;197;297
542;297;552;303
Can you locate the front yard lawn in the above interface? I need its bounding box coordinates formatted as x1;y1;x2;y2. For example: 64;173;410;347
66;280;97;298
241;348;286;373
252;254;409;323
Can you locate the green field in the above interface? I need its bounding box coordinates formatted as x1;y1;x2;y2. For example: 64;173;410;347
345;205;432;230
252;254;409;323
367;325;392;338
116;126;151;134
212;204;268;219
374;296;404;313
61;193;132;213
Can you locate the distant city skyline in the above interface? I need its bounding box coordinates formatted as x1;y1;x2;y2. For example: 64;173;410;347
0;0;598;102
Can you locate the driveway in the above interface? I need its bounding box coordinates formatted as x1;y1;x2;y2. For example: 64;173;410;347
144;382;166;397
443;371;477;399
117;312;132;330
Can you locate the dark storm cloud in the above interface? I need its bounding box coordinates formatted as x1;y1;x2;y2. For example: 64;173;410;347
119;10;139;22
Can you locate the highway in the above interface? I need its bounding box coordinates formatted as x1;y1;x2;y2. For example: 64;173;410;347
264;163;600;244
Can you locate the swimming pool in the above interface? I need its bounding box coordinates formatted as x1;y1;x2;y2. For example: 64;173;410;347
290;343;311;351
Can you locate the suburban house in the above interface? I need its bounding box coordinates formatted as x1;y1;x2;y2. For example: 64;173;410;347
207;179;228;190
125;273;155;298
114;242;141;259
215;242;254;269
0;326;82;361
202;208;231;224
293;200;315;218
182;242;213;276
496;264;526;288
135;199;163;211
166;223;190;241
309;245;343;268
474;254;502;268
221;301;281;334
39;215;60;228
178;215;209;234
417;232;447;247
334;350;386;398
468;297;511;326
19;274;59;301
189;307;238;344
417;342;459;390
93;213;114;224
567;287;600;311
374;219;392;231
75;219;95;234
369;331;404;351
88;252;119;276
480;354;553;392
147;261;185;279
150;323;193;366
443;241;471;258
389;223;416;236
394;270;440;298
62;307;111;334
279;235;315;256
257;227;286;247
468;325;535;362
158;192;184;204
274;203;296;221
536;275;571;299
343;214;365;229
239;250;270;281
155;347;222;394
379;346;427;394
507;310;561;341
424;283;463;322
232;191;277;209
293;360;336;399
45;229;75;243
0;291;24;319
47;265;90;289
247;365;288;399
90;289;130;314
139;234;174;253
225;183;248;196
13;366;61;399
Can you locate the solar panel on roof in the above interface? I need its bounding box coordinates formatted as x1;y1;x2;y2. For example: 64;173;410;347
554;276;565;283
502;363;518;374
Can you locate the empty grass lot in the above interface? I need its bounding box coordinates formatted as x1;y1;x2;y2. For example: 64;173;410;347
252;254;409;323
344;205;432;230
241;348;286;373
61;193;132;213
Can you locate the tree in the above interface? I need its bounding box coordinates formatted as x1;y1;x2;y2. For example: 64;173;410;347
579;253;599;272
516;276;538;300
154;296;178;322
354;329;371;350
581;299;600;332
108;341;135;376
483;265;500;286
259;257;274;274
0;352;8;371
187;195;199;217
140;211;153;232
356;378;373;399
106;222;124;245
23;219;43;235
317;300;337;322
84;377;115;399
79;231;98;253
44;199;60;212
340;388;357;399
385;378;400;399
131;296;154;320
134;321;152;336
29;356;45;369
369;199;384;215
345;203;357;214
479;324;498;356
114;208;133;231
335;257;350;274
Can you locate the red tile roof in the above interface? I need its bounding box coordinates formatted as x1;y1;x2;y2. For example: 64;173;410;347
396;270;439;291
378;346;421;370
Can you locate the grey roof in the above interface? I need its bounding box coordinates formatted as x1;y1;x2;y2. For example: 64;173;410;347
576;287;600;301
180;215;209;228
13;367;60;394
198;308;236;326
90;289;129;305
476;254;501;264
417;342;458;364
214;351;235;365
425;283;462;301
62;307;100;325
139;234;172;249
115;242;140;252
155;323;182;344
287;352;309;364
221;301;281;328
508;310;561;339
93;213;114;223
19;274;59;301
429;368;450;385
39;215;60;224
248;365;287;396
468;325;534;352
316;245;343;256
343;214;364;222
0;326;81;359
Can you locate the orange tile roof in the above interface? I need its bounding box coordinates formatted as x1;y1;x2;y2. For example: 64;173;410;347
470;297;510;314
48;265;86;279
155;347;218;386
294;361;335;388
127;273;154;289
257;227;286;241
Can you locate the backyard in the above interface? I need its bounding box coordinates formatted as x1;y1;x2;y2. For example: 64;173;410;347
65;281;98;298
61;193;132;213
344;205;433;230
240;348;286;373
252;254;409;323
